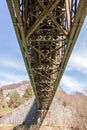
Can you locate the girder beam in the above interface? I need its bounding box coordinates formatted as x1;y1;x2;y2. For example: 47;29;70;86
26;0;60;38
48;0;87;107
6;0;87;111
37;0;68;36
6;0;40;106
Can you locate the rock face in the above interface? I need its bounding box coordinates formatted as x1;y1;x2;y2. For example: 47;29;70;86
0;86;87;130
0;97;37;125
43;98;86;130
1;81;29;97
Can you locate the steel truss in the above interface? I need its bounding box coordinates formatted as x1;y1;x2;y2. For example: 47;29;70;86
7;0;87;110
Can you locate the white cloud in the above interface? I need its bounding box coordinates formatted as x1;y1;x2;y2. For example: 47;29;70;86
0;80;11;86
63;27;87;95
70;54;87;71
0;55;26;70
0;55;29;87
61;74;87;95
0;71;28;87
66;45;87;74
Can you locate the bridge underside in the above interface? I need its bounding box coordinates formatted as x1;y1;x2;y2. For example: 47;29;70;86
7;0;87;110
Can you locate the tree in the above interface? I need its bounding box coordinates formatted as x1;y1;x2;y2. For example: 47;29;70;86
8;91;22;108
23;85;32;99
0;89;3;96
63;101;67;107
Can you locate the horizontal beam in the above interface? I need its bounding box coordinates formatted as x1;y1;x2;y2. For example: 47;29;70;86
37;0;68;36
29;44;59;65
26;0;60;38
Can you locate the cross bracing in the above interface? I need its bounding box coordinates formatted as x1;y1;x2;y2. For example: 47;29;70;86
6;0;87;110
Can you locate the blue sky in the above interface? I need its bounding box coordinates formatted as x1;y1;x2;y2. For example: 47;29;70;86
0;1;87;95
61;16;87;96
0;1;28;86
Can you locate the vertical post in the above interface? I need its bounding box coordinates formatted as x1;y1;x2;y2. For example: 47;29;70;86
65;0;72;32
37;109;48;125
22;0;28;33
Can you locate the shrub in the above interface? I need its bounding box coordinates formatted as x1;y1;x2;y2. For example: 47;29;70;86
23;85;32;99
8;91;22;108
0;89;3;96
63;101;67;107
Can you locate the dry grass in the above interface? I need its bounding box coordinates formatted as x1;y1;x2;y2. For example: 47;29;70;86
0;106;12;116
0;125;60;130
0;125;15;130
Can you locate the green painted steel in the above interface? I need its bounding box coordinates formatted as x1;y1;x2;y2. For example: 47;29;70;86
6;0;87;110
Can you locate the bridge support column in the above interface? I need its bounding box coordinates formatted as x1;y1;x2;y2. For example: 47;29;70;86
37;109;48;125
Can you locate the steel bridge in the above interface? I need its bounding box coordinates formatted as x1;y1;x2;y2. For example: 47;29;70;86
6;0;87;111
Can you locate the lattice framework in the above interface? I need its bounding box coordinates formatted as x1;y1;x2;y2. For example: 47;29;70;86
7;0;87;110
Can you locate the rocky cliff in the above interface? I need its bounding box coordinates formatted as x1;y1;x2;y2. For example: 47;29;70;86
0;82;87;130
1;81;29;97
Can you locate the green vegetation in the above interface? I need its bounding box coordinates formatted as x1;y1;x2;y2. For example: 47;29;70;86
0;84;34;116
63;101;67;107
0;104;12;112
8;85;33;108
23;84;33;99
8;91;22;108
0;84;33;111
0;104;12;116
0;88;3;96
